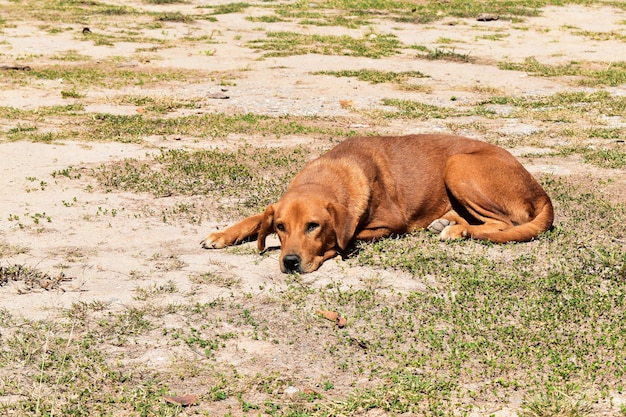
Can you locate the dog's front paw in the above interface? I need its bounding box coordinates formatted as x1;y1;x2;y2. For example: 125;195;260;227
200;232;229;249
427;218;456;234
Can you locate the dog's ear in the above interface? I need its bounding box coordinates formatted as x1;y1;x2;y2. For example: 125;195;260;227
257;204;275;251
327;202;357;250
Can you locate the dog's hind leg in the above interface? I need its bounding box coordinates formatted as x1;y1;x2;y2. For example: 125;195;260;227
438;152;553;243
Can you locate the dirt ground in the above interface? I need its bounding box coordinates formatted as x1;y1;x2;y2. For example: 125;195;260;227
1;1;625;415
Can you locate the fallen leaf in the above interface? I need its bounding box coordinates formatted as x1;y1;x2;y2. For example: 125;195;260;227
339;99;353;108
316;310;347;327
163;394;198;406
316;310;339;322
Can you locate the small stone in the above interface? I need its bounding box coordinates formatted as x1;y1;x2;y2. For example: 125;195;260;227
477;14;499;21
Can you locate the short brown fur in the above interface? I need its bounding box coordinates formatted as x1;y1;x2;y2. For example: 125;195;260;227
201;134;554;273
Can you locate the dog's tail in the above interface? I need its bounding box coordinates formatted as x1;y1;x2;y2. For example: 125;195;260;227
474;195;554;243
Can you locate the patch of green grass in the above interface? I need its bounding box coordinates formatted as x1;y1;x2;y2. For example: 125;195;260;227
96;307;154;342
92;145;312;215
478;91;626;124
3;111;353;143
562;146;626;169
300;14;372;28
86;112;350;143
314;69;428;84
6;123;37;137
0;311;180;415
134;280;178;301
60;89;84;99
110;95;201;114
153;11;195;23
570;29;626;42
499;57;626;86
209;2;250;15
338;370;456;414
0;241;29;257
5;127;66;143
412;45;473;62
520;386;593;417
246;14;288;23
3;63;207;89
324;0;545;24
40;24;70;34
144;0;186;4
0;104;84;120
379;98;466;119
96;5;135;16
247;31;401;58
273;6;325;19
523;144;626;170
584;127;626;140
50;50;91;61
0;264;65;290
4;0;141;24
479;32;510;41
189;271;241;289
3;0;614;32
80;28;180;47
435;37;458;44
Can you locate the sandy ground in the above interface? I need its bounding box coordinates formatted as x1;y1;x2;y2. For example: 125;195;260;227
1;2;626;415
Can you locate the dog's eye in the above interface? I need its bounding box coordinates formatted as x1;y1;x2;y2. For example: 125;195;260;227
306;222;320;233
276;223;286;233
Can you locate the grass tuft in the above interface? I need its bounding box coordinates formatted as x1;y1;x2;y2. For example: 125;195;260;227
499;57;626;86
92;145;312;215
247;31;401;58
314;69;428;84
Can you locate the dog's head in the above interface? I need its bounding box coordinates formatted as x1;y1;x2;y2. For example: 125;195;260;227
257;194;358;273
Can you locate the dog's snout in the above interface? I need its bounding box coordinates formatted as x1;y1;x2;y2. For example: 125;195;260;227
282;254;301;273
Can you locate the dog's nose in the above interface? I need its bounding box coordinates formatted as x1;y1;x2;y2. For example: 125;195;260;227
282;254;301;273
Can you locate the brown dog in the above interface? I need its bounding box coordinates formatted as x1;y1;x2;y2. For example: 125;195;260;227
201;134;554;273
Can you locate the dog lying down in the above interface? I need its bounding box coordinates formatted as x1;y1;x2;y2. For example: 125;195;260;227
201;134;554;274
